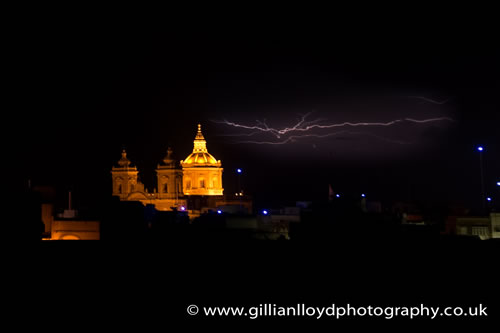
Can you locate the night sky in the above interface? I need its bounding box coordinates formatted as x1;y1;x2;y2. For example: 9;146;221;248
10;21;499;211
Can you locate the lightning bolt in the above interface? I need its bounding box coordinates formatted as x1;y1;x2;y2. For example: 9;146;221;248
233;131;414;145
213;113;320;138
212;112;454;145
281;117;454;134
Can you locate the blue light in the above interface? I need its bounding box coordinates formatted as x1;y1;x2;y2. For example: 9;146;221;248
477;146;484;152
361;193;366;198
180;206;186;211
486;197;492;202
262;210;268;215
497;182;500;186
217;210;222;214
336;194;340;198
237;168;242;174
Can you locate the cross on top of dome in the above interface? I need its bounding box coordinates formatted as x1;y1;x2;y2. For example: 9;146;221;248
194;123;205;142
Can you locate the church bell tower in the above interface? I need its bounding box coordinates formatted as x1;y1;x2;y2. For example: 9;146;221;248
111;149;140;199
156;147;183;200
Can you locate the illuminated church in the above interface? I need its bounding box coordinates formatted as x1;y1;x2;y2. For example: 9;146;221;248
111;124;225;213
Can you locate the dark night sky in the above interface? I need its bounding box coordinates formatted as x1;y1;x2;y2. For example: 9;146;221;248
9;16;499;210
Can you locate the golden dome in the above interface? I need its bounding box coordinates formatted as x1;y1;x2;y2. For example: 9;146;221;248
183;152;219;165
181;124;221;167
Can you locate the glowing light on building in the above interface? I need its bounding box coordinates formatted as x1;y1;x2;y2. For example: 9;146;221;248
111;124;227;213
262;210;268;215
180;124;224;196
217;210;222;214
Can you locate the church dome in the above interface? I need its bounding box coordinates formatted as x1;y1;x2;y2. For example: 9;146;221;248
183;152;219;165
181;124;221;167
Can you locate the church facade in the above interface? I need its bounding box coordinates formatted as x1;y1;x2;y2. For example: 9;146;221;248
111;124;224;212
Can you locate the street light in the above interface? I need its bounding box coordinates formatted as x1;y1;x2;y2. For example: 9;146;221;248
262;210;268;215
236;168;243;212
477;146;485;211
486;197;492;202
361;193;366;198
236;169;243;191
497;181;500;186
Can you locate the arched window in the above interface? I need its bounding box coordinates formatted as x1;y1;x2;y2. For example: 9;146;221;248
161;176;169;193
118;184;122;194
200;179;205;188
130;184;135;192
212;177;217;188
186;179;191;190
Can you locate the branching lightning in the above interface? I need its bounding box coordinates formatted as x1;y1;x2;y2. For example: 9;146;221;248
212;111;454;146
233;130;415;145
